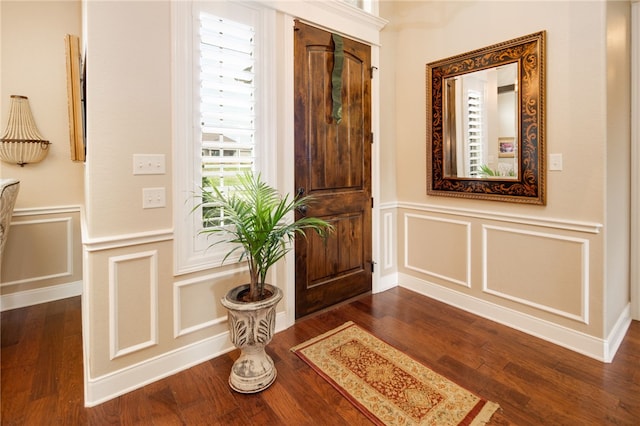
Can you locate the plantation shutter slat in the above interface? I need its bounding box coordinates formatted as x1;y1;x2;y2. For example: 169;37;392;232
199;12;256;225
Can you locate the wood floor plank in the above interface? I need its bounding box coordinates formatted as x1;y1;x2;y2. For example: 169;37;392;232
272;351;369;424
1;304;45;370
30;305;64;400
58;332;87;424
19;395;58;426
86;398;123;425
0;306;27;348
258;379;317;425
2;290;640;425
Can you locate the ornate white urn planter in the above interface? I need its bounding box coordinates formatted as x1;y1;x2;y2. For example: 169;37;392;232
221;284;283;393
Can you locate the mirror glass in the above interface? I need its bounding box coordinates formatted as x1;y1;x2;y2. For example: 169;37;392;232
443;63;518;179
427;31;546;205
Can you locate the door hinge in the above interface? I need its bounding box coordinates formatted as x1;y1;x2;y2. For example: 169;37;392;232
370;66;377;79
371;261;377;273
371;197;374;208
371;132;374;144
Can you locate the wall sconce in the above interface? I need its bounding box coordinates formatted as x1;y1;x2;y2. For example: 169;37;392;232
0;95;51;166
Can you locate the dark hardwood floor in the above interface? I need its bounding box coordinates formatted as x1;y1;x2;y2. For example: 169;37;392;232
1;287;639;425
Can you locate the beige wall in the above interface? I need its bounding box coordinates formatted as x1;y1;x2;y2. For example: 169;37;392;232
386;0;608;218
379;0;631;358
0;1;84;305
84;1;172;239
605;0;632;333
0;1;84;208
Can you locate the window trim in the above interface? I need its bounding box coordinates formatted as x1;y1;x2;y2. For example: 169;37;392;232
172;1;276;275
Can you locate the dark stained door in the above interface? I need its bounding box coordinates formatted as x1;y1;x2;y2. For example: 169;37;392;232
294;21;372;318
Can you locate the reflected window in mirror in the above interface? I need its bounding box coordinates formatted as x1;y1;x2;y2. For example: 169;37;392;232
443;63;519;179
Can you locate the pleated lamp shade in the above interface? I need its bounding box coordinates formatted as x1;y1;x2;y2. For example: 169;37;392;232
0;95;51;166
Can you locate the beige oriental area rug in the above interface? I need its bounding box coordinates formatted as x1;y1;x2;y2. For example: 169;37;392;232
291;321;500;426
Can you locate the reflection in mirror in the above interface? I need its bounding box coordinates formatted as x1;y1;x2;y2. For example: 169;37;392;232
427;31;546;204
443;63;518;179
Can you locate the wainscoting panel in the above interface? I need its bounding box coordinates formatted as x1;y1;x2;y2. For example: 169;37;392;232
1;207;83;311
482;225;589;323
1;217;73;285
108;251;159;359
173;266;246;338
404;213;471;287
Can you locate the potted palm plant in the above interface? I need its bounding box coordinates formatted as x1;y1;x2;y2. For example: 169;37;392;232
197;171;332;393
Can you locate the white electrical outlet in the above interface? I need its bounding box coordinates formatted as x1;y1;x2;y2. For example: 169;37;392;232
133;154;166;175
142;187;166;209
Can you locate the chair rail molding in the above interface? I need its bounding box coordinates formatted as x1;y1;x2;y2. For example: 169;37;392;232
83;228;174;252
11;205;82;217
396;201;603;234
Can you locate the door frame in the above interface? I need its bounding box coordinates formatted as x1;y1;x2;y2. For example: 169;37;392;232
281;14;384;327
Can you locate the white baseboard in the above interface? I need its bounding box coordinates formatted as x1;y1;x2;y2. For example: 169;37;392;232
84;310;288;407
604;303;632;362
0;281;83;311
398;273;631;363
375;272;398;294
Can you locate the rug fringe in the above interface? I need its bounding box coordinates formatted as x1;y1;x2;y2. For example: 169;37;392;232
290;321;355;352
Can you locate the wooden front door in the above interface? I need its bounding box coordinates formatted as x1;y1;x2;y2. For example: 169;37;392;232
294;21;372;318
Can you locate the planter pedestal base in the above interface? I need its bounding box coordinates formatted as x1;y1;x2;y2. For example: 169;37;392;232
229;346;277;393
221;284;283;394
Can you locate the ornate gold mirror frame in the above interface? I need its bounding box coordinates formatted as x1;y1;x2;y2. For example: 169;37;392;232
426;31;546;204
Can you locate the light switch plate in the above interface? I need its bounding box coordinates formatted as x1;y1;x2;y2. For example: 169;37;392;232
549;153;563;171
134;154;166;175
143;187;166;209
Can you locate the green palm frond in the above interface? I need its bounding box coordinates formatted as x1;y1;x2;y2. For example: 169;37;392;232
195;171;333;301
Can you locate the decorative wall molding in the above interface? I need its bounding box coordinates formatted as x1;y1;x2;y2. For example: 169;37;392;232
108;251;159;360
404;213;471;288
84;229;173;253
482;225;590;324
84;310;287;407
378;202;397;210
383;211;394;270
0;280;82;311
394;201;603;234
173;266;246;338
398;273;629;362
12;205;81;217
1;216;74;286
376;273;398;294
260;0;387;45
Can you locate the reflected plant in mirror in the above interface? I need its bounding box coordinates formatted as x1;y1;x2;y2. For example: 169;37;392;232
427;31;546;204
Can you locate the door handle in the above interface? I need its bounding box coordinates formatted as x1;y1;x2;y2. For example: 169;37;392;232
296;188;307;215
